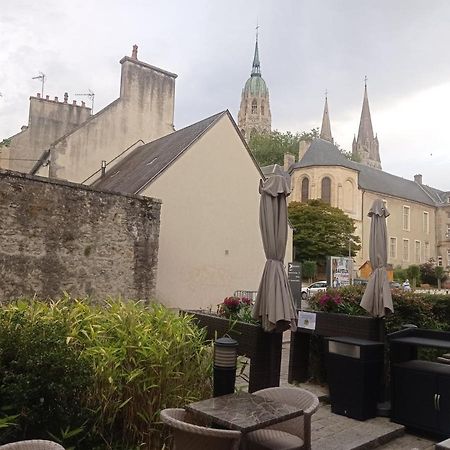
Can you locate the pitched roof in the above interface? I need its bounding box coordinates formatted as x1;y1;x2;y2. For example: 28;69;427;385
291;138;440;206
94;111;226;194
320;97;333;143
357;84;375;143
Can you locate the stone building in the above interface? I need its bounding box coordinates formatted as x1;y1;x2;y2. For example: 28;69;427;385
5;46;177;184
237;34;271;141
285;90;450;273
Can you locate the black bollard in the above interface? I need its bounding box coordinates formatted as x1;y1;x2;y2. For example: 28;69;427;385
213;336;238;397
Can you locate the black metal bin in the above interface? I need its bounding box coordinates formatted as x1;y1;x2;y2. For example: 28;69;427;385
325;336;384;420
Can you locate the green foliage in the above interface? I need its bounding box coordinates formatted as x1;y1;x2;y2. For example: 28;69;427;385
0;299;213;450
217;297;259;325
288;199;360;265
308;285;367;316
406;265;421;289
0;138;11;148
302;260;317;281
394;266;407;282
248;129;319;167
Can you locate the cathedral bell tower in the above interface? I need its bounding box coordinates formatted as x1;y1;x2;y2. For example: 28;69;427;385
238;30;271;141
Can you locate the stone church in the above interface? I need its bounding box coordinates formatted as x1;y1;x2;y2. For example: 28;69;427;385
286;85;450;274
237;33;272;141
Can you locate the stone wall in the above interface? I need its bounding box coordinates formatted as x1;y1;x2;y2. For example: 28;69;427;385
0;170;161;301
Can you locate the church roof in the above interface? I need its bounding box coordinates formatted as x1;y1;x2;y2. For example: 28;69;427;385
357;84;375;143
292;138;441;206
320;96;333;142
94;111;226;194
243;33;268;96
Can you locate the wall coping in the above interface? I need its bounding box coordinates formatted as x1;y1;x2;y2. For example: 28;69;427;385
0;169;162;205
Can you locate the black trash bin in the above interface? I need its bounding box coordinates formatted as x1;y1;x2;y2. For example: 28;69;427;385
325;336;384;420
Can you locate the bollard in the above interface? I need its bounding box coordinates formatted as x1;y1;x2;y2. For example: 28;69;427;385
213;336;238;397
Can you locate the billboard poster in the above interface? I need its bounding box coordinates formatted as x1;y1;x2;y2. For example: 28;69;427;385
327;256;352;288
288;262;302;308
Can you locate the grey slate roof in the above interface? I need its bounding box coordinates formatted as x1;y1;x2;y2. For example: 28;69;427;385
94;111;226;194
291;138;442;206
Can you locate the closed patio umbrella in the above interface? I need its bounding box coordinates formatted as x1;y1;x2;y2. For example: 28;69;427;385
360;198;394;317
252;175;297;332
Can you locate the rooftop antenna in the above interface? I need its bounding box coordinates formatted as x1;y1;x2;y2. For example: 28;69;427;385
75;89;95;113
32;72;46;97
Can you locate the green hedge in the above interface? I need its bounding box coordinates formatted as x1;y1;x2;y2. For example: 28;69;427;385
0;299;212;449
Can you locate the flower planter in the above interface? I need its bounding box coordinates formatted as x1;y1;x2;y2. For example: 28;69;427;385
184;310;283;393
288;311;383;383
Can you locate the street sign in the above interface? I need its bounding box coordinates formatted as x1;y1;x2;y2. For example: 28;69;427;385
288;262;302;308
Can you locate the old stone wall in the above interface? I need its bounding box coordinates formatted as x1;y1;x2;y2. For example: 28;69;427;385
0;170;161;301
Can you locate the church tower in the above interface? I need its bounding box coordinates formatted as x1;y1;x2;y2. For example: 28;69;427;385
320;94;333;143
352;80;381;169
238;31;271;141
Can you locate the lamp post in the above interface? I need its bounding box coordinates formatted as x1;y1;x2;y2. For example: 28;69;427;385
213;336;238;397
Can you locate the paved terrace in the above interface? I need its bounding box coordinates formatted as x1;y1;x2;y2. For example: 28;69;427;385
237;339;437;450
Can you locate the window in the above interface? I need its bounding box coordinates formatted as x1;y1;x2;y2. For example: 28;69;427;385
390;237;397;259
251;99;257;114
301;177;309;203
438;256;443;266
423;212;429;233
415;240;421;263
321;177;331;204
403;206;410;231
261;100;265;116
402;239;409;261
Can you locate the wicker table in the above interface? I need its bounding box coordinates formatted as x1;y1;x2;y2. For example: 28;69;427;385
185;392;303;433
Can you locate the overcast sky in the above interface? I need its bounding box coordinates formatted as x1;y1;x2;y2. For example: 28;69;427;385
1;0;450;190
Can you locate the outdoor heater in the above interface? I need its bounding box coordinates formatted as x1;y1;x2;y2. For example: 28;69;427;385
213;336;238;397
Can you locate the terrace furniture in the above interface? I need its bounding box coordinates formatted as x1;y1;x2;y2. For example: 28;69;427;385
185;392;304;434
0;441;65;449
389;328;450;436
243;387;319;450
160;408;241;450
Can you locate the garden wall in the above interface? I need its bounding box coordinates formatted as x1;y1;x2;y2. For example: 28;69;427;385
0;170;161;301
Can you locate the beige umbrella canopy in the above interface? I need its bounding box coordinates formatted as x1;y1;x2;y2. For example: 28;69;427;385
252;175;297;332
360;199;394;317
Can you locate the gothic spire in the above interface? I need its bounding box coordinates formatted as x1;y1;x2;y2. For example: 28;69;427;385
357;78;374;143
320;92;333;143
251;28;261;76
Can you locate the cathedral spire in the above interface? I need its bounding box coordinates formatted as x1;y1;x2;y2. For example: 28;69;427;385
320;91;333;143
357;77;374;143
251;27;261;76
352;77;381;169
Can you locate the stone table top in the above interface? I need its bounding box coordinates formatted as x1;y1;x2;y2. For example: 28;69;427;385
185;392;303;433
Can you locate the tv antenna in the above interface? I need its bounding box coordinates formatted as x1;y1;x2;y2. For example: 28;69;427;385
32;72;46;97
75;89;95;113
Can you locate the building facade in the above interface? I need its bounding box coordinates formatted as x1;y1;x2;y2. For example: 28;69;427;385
237;34;271;141
286;89;450;273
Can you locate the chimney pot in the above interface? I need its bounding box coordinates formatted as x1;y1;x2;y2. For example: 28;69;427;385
73;100;77;105
131;44;138;59
54;96;58;102
414;174;423;185
46;95;49;100
284;153;295;171
81;101;85;107
64;92;68;103
36;93;41;98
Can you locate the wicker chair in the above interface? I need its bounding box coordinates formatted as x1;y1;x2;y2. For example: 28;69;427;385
242;387;319;450
160;408;241;450
0;441;65;450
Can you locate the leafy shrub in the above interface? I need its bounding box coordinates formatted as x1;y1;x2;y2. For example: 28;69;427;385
217;297;258;324
0;299;212;450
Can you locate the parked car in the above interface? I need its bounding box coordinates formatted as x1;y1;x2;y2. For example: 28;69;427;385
301;281;328;299
390;281;402;290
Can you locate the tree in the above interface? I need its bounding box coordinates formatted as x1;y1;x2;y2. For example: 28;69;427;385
406;265;421;289
302;260;317;283
0;138;11;148
288;199;361;267
248;128;318;167
435;266;446;290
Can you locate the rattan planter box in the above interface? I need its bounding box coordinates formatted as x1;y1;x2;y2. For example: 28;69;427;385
289;311;383;383
184;310;282;393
